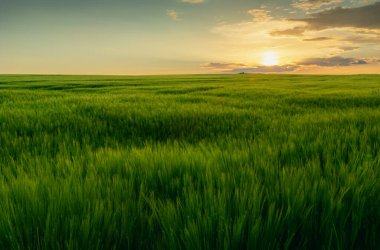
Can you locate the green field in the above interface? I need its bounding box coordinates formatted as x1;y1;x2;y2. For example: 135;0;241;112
0;74;379;249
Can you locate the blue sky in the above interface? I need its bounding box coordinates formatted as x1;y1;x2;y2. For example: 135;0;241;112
1;0;379;74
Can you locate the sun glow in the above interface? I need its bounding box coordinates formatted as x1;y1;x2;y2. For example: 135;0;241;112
261;51;279;66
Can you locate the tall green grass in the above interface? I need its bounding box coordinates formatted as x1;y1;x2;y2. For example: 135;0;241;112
0;74;379;249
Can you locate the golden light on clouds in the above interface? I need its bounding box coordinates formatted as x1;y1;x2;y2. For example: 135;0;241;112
261;51;280;66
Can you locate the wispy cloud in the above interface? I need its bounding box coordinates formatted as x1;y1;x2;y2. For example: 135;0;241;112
202;62;299;73
248;9;272;22
181;0;205;3
340;34;380;44
303;37;332;41
202;62;247;70
167;9;181;21
228;65;299;73
270;26;306;37
337;46;360;51
293;0;344;10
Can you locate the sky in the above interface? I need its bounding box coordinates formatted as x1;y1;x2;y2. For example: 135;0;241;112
0;0;379;75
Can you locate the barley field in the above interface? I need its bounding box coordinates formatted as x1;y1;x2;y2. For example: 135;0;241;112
0;74;379;249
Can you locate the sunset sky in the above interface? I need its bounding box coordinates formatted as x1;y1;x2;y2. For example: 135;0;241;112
1;0;379;75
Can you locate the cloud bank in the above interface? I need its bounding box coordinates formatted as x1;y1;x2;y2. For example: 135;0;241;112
293;2;380;30
203;56;373;73
298;56;368;66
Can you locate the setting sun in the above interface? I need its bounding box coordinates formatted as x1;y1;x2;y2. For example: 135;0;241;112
262;51;279;66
